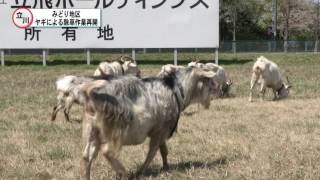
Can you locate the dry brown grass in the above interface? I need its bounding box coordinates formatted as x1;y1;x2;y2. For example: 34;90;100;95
0;53;320;179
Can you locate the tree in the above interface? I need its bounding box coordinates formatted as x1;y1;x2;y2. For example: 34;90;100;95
315;0;319;53
220;0;265;51
277;0;313;52
219;0;315;49
279;0;292;52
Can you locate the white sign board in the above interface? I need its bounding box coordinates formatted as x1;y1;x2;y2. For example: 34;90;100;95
0;0;219;49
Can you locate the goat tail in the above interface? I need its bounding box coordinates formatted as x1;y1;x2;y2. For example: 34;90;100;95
253;65;262;74
82;80;106;101
80;80;107;112
56;75;77;92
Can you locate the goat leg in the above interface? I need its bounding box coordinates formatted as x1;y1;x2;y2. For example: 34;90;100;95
259;83;266;101
102;144;126;178
51;104;64;121
81;128;100;180
63;109;70;122
272;89;278;101
249;73;259;102
51;106;58;121
63;96;74;122
159;142;169;170
136;137;160;176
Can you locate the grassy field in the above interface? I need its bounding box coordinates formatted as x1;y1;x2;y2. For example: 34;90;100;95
0;53;320;179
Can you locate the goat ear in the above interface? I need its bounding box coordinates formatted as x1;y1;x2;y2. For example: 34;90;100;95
286;76;292;84
227;79;233;86
195;57;200;63
130;63;137;67
198;63;204;68
286;76;292;89
197;69;216;79
126;56;135;63
162;65;175;74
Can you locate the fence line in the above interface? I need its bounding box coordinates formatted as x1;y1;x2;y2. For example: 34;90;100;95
1;41;318;54
220;40;318;53
0;40;318;66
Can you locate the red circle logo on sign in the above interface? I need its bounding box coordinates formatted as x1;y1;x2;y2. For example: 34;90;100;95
12;7;34;29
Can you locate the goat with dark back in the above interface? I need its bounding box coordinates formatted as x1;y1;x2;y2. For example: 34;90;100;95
80;67;216;179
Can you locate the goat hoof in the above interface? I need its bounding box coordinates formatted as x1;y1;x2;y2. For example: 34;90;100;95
116;173;127;180
162;164;169;171
134;169;145;178
128;172;140;180
65;117;71;122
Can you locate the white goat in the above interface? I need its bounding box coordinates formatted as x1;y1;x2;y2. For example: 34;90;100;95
93;56;141;77
249;56;292;102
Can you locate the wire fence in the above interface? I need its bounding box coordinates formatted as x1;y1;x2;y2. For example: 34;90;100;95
220;41;318;53
1;41;318;54
0;40;318;66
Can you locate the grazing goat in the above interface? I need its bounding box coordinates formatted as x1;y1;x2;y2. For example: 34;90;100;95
93;56;141;77
158;64;218;108
188;61;232;97
249;56;292;102
51;57;140;122
80;67;216;179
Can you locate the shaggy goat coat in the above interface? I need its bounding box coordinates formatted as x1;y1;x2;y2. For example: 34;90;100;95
80;67;215;179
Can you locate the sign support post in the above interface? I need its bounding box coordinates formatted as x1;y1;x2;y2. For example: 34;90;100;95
132;49;136;63
174;48;178;65
215;48;219;65
1;50;4;66
42;49;47;66
86;49;91;65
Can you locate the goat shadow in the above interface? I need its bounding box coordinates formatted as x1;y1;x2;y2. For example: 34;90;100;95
129;156;227;179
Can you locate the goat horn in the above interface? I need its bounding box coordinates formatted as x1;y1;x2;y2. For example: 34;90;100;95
123;56;135;62
188;57;194;62
195;57;200;63
119;56;126;63
116;55;123;61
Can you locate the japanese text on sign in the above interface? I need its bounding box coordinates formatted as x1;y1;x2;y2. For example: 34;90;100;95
0;0;219;49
